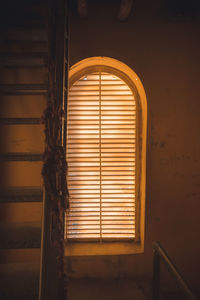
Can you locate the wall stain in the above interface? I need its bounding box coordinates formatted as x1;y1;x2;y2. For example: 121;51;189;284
160;153;199;166
160;141;166;148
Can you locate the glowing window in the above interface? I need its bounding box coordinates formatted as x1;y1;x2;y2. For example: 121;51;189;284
65;57;147;255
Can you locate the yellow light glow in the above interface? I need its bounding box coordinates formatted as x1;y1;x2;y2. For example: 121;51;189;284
66;71;137;241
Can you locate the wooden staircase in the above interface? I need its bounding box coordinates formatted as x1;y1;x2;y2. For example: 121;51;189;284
0;1;48;299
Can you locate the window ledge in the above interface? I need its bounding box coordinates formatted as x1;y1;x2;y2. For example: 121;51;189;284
65;241;144;256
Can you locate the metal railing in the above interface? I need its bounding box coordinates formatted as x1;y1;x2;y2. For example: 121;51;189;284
153;241;197;300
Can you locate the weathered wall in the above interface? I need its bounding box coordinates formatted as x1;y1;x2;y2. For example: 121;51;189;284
66;0;200;291
0;0;200;298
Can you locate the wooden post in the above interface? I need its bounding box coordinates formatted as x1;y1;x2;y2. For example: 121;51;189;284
39;0;68;299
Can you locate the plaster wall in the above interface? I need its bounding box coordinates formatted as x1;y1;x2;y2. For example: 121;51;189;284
0;0;200;297
66;0;200;291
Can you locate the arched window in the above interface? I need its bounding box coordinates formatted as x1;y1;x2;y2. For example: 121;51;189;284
65;57;147;256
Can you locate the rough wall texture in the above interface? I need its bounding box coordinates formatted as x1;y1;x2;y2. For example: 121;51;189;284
0;0;200;298
66;0;200;292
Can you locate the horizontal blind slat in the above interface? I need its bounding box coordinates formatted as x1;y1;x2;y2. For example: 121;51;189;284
66;71;136;240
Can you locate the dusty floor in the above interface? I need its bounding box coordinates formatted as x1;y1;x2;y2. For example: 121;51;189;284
68;278;150;300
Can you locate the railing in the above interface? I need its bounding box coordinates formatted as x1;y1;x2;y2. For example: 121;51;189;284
153;241;197;300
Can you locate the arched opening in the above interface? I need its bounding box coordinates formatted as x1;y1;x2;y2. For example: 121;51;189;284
65;57;147;255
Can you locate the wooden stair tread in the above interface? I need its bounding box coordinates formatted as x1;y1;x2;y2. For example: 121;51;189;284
0;52;47;67
0;83;48;89
2;27;47;42
0;118;41;125
0;84;48;95
0;152;43;162
0;221;41;249
0;248;41;264
0;187;43;202
0;1;49;299
0;261;39;300
0;40;48;53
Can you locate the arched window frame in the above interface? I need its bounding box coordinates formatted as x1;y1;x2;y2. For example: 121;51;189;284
65;57;147;256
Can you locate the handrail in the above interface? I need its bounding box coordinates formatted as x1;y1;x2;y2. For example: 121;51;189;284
153;241;197;300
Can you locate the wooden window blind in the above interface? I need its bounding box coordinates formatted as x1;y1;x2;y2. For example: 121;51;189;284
65;71;136;241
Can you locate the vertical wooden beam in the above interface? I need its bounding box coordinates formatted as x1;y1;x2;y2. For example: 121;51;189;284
77;0;88;18
117;0;133;21
39;0;68;299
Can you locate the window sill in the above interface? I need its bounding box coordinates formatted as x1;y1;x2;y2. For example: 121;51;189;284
65;241;144;256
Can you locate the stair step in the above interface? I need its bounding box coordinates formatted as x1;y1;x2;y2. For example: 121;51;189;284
0;95;47;119
0;187;43;203
0;84;48;95
0;123;44;153
0;248;40;264
0;161;43;187
0;52;47;67
0;152;43;162
0;248;40;298
2;27;47;42
0;118;41;125
0;262;39;300
0;222;41;249
2;16;46;30
0;202;43;222
0;201;42;249
0;40;48;53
